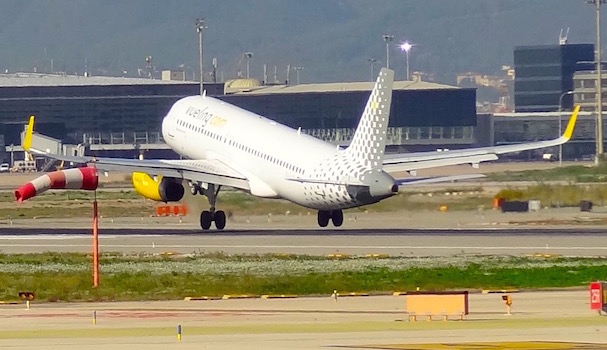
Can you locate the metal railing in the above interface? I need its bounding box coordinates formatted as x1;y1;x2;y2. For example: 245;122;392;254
80;132;165;146
302;126;475;145
71;126;475;151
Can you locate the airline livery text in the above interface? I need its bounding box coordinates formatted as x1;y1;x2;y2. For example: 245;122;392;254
186;106;227;128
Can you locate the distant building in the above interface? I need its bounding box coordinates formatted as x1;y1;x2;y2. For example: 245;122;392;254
457;72;503;89
161;70;186;81
457;68;514;114
0;73;477;158
573;67;607;112
514;44;594;112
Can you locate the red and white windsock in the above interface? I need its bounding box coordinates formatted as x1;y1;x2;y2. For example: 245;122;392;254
14;167;99;202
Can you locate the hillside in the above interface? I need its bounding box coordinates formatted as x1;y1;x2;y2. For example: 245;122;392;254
0;0;601;83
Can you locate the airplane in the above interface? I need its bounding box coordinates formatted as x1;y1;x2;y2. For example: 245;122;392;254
21;68;579;230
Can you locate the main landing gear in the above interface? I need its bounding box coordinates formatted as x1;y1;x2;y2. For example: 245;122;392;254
317;210;343;227
192;183;226;230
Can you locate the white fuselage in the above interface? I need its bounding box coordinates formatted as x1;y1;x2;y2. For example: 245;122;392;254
162;95;395;210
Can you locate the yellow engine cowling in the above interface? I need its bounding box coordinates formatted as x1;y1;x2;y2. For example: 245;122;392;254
132;172;185;202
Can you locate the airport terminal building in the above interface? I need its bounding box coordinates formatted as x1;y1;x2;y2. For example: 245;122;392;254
0;72;477;163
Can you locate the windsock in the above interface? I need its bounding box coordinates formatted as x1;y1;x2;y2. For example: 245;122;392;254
15;167;98;202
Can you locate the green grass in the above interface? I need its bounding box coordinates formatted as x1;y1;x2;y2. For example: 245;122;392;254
1;180;606;221
0;253;605;302
0;189;493;220
0;190;142;203
488;163;607;182
495;183;607;207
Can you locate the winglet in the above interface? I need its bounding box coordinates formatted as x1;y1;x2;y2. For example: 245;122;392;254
23;115;35;151
563;105;580;141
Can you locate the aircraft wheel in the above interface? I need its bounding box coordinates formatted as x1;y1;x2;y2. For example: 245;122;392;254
191;185;199;195
331;210;344;227
200;210;213;230
317;210;330;227
214;210;226;230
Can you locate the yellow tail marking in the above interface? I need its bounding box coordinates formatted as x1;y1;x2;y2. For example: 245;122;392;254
23;115;35;151
563;105;580;140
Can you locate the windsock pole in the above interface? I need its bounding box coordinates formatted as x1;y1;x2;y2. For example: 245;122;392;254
93;190;100;287
13;165;101;286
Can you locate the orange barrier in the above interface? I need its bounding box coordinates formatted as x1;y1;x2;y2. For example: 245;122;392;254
157;204;189;217
493;197;505;209
406;291;469;321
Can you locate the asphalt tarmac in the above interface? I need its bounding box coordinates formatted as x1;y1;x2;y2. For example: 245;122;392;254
0;291;605;349
1;207;607;256
0;233;606;256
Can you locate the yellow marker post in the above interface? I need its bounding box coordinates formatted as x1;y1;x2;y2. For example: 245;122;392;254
502;294;512;315
177;324;182;341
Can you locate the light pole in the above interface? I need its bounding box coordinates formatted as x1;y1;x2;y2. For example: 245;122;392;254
293;66;303;85
382;34;394;69
195;18;206;95
399;41;413;81
367;58;378;81
244;52;253;78
558;90;574;167
587;0;605;163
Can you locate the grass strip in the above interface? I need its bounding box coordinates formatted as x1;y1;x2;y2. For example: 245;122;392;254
487;164;607;183
4;181;607;221
0;190;491;219
0;254;606;302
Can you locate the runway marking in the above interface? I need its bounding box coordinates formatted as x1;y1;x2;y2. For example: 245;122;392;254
0;318;607;339
351;342;603;349
0;243;606;251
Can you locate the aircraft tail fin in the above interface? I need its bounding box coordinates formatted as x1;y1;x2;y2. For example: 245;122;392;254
345;68;394;170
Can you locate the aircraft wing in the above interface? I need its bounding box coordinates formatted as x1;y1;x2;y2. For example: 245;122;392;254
22;118;250;191
383;105;580;173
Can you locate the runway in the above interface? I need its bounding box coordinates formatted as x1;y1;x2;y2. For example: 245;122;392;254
1;226;607;256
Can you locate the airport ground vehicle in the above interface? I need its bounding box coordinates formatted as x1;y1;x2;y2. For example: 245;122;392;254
11;160;36;173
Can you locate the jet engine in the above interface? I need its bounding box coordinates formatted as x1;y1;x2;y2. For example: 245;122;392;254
132;172;184;202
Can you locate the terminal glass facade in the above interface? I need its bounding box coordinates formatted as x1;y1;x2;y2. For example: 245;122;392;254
0;83;476;148
0;84;199;144
222;89;476;130
514;44;594;112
